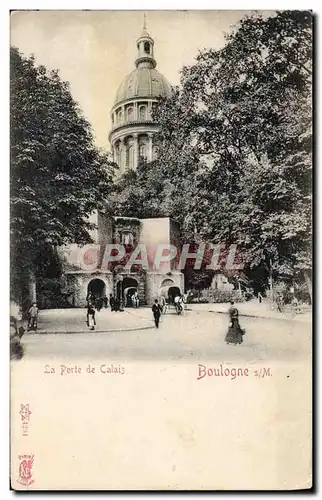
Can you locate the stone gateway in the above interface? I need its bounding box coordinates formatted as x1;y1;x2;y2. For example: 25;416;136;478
58;22;184;307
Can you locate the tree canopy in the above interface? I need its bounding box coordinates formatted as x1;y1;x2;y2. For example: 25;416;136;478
111;10;312;292
10;47;115;304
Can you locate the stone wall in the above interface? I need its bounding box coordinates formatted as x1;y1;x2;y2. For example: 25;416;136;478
113;217;141;246
98;213;113;245
116;271;146;305
169;218;181;271
66;272;114;308
68;269;184;306
145;271;184;304
137;273;146;304
87;210;99;243
59;216;185;308
140;217;173;272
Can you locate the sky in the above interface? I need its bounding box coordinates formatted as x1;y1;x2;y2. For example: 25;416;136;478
10;10;273;150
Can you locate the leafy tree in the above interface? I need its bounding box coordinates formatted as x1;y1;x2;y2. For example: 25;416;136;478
108;158;162;218
195;11;311;293
10;47;115;306
149;10;311;295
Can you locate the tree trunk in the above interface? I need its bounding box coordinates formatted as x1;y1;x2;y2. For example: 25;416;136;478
28;270;37;304
304;272;312;303
269;258;274;301
238;279;242;298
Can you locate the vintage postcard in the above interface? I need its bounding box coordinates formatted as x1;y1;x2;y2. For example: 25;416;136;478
10;10;312;490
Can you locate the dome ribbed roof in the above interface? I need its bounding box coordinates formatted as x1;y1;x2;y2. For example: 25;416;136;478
115;67;171;105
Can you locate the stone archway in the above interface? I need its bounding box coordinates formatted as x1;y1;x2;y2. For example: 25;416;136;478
159;279;181;305
167;286;181;304
123;277;139;307
87;278;106;300
160;278;175;288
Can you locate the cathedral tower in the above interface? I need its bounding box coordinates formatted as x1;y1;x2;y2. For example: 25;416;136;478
109;18;171;174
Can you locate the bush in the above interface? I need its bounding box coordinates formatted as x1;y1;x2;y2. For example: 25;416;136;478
243;289;255;301
10;337;24;360
294;283;311;304
273;281;311;305
186;289;245;303
212;290;245;303
37;278;72;308
190;297;209;304
186;290;201;303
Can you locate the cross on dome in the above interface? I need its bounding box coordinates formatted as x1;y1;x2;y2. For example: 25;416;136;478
141;13;150;37
135;15;156;69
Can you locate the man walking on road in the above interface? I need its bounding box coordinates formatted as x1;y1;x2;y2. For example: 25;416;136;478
152;299;162;328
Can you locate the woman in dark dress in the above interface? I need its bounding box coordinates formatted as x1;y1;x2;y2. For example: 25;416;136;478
225;301;245;345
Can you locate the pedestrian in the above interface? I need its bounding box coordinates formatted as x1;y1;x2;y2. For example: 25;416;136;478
114;297;120;312
277;294;284;313
87;301;96;331
258;292;263;303
225;301;245;345
152;299;162;328
174;294;183;315
181;293;187;315
95;296;102;312
132;291;139;308
109;294;116;312
103;295;108;308
291;296;301;315
27;302;38;331
160;295;167;314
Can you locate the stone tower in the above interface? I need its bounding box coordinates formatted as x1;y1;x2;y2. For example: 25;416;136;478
109;18;172;174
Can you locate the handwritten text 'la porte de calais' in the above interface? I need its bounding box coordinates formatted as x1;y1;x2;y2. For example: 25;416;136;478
44;364;125;375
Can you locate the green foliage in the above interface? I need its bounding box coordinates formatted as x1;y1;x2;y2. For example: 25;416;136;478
184;268;215;290
109;158;167;218
37;278;68;309
188;297;210;304
187;289;244;304
10;47;115;304
10;337;24;360
112;11;312;293
211;290;245;304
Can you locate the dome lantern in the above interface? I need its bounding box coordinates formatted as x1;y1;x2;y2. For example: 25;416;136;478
135;14;156;69
109;16;171;175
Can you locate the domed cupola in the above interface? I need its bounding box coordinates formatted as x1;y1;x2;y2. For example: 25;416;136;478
109;16;172;175
135;20;156;69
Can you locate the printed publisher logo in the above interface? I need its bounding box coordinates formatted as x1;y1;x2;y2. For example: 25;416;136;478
17;455;34;486
19;404;31;436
